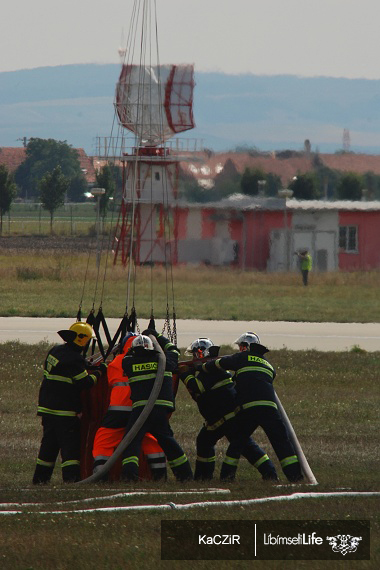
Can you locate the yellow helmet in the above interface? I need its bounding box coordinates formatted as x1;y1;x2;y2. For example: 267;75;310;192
68;322;96;347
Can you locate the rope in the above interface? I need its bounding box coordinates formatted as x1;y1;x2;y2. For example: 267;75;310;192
153;6;177;341
115;0;177;340
76;230;97;320
74;0;181;358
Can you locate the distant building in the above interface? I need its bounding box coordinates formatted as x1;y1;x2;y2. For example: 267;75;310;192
2;145;380;270
174;196;380;271
180;151;380;190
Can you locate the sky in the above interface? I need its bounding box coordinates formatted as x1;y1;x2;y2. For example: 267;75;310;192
1;0;380;79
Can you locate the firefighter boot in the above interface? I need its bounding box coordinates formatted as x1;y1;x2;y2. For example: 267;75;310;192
194;456;215;480
61;460;81;483
255;454;279;481
121;456;139;482
169;455;193;482
220;455;239;481
32;459;55;484
146;453;167;481
281;455;304;483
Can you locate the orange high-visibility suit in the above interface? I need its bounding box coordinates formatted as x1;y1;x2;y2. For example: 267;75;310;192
92;336;167;480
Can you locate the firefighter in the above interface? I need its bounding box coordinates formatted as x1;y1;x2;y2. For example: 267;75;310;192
200;332;304;483
33;322;107;484
120;330;193;482
92;332;167;480
180;338;278;481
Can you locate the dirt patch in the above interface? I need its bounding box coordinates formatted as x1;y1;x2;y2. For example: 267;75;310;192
0;235;98;252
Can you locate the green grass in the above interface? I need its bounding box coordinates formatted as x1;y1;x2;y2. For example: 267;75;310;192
2;202;117;236
0;342;379;569
0;250;379;322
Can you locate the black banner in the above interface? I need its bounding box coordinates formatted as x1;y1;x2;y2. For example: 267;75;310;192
161;520;370;560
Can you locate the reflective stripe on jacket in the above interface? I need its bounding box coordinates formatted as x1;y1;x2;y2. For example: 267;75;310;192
37;343;99;417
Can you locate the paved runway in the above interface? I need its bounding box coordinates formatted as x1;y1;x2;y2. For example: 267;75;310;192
0;317;379;351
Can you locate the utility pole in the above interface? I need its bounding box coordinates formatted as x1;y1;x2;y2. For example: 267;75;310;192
278;188;294;271
91;188;106;268
16;137;28;147
343;129;351;152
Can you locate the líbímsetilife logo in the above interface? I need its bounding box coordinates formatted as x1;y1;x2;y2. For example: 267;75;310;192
326;534;362;556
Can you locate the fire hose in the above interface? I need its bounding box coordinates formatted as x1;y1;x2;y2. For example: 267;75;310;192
274;392;318;485
77;334;166;484
181;355;317;485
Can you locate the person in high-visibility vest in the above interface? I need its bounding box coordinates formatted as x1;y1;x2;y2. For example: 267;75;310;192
33;322;107;484
295;248;312;286
200;332;304;483
92;332;167;480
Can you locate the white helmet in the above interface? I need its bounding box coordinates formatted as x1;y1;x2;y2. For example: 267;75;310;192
132;334;154;351
234;332;261;348
185;338;214;358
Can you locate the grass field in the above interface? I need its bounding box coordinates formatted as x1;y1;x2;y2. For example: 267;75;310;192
0;239;379;568
1;202;114;236
0;342;379;569
0;247;379;322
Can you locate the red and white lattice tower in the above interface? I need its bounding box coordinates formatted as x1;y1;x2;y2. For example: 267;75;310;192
112;62;195;266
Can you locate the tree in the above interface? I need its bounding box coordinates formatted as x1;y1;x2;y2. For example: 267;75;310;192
233;144;262;157
67;173;88;202
181;179;210;203
240;167;266;196
0;165;17;234
362;171;380;200
39;166;69;233
337;172;364;200
312;161;340;200
95;164;116;218
212;158;241;199
211;179;240;201
289;172;320;200
14;138;87;200
265;173;282;197
178;166;208;202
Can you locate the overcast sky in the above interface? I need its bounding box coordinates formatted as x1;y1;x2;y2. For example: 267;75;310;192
1;0;379;79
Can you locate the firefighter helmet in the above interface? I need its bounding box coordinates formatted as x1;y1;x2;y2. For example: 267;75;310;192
234;332;261;350
185;338;214;358
68;322;96;347
132;334;154;351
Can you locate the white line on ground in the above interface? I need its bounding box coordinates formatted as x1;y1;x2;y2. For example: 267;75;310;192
0;488;230;508
0;491;378;515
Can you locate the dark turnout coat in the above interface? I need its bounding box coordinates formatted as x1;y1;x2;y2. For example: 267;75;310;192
180;366;237;426
37;342;100;417
121;335;179;411
202;343;277;411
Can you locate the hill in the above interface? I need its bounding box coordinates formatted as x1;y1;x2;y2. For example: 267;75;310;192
1;64;380;154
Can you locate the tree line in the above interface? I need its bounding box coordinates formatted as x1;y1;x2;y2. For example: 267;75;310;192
0;138;120;234
1;138;379;234
180;154;380;203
